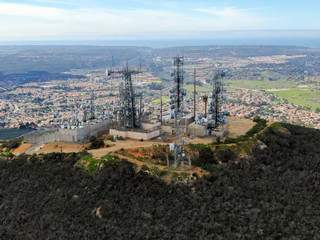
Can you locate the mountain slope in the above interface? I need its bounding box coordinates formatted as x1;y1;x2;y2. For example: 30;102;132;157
1;123;320;239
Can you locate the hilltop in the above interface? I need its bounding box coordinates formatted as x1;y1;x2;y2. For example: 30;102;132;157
1;122;320;239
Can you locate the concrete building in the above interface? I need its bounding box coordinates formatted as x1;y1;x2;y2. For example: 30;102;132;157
109;122;161;140
24;120;110;144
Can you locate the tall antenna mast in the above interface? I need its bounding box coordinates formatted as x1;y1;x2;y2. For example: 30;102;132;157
209;70;228;128
169;56;191;169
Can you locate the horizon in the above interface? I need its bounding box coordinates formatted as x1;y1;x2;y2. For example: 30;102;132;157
0;0;319;42
1;35;320;49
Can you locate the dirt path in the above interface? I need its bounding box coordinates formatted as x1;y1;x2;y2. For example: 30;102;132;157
88;140;168;158
28;137;215;158
12;143;34;155
113;153;167;169
34;142;88;154
226;116;255;137
114;153;209;177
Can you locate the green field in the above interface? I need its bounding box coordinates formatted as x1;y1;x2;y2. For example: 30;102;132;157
225;78;297;90
268;88;320;110
150;98;170;104
183;84;211;93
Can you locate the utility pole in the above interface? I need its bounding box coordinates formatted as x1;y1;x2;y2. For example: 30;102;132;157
160;93;163;125
203;95;208;118
193;69;196;120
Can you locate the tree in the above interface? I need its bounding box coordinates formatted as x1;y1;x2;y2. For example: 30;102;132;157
88;136;104;149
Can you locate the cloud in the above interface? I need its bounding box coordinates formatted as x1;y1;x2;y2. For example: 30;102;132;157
194;6;270;30
0;3;277;40
196;7;250;18
0;2;68;20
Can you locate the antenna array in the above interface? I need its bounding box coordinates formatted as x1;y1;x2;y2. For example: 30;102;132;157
169;57;191;169
108;62;142;130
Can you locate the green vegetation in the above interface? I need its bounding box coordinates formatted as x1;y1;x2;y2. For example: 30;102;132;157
226;98;237;102
1;123;320;239
170;171;189;181
141;164;149;171
87;136;105;149
226;78;296;90
0;138;22;150
150;98;169;104
268;88;320;110
0;138;22;157
223;116;268;144
189;117;268;172
183;84;211;92
149;166;169;177
246;116;268;137
135;155;166;166
268;122;285;131
78;153;120;172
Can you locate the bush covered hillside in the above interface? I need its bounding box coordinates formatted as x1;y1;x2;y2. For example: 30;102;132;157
1;123;320;239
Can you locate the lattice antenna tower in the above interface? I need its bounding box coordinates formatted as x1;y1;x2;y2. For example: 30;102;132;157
208;70;228;128
169;57;191;169
107;61;142;130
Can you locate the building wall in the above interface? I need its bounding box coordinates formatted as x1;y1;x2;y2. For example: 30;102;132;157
188;123;208;137
141;122;161;131
110;128;160;140
161;125;174;135
23;120;110;144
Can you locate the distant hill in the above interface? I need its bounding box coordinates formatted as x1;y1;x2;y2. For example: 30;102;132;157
1;45;320;88
0;71;86;89
1;122;320;239
0;45;151;75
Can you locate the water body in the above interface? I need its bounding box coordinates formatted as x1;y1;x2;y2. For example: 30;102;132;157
1;38;320;49
0;128;34;140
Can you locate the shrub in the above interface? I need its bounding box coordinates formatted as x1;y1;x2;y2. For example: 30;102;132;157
151;152;166;161
198;146;216;165
141;165;150;171
178;172;189;180
215;148;238;163
1;138;21;150
246;117;267;137
150;166;168;177
88;136;104;149
171;172;179;180
224;137;239;144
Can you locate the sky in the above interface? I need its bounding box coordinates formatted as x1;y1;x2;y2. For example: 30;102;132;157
0;0;320;41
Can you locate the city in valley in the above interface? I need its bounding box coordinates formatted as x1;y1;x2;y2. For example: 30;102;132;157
0;45;319;131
